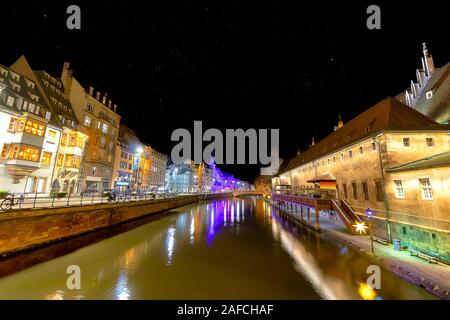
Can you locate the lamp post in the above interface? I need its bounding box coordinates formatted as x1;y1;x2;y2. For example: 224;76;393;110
135;147;143;192
366;208;375;254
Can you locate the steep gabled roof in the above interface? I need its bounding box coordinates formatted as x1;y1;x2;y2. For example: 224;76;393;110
277;96;450;175
10;55;79;129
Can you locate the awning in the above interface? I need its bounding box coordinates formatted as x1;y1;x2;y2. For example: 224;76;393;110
307;172;336;189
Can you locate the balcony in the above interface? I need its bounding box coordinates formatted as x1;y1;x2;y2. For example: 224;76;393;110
8;131;45;149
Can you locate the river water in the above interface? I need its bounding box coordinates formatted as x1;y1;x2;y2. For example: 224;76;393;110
0;197;436;299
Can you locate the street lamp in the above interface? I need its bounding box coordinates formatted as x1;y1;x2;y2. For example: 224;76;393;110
135;147;143;192
365;208;375;254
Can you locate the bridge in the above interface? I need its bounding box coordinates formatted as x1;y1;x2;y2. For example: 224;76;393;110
232;190;265;197
270;193;362;234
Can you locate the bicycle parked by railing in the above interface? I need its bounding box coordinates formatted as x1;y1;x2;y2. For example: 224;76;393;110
0;193;26;211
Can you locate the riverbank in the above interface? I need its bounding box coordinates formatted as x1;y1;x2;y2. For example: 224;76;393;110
0;193;234;259
267;199;450;300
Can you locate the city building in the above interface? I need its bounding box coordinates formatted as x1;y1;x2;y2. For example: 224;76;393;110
116;124;144;192
272;97;450;262
60;62;121;192
137;145;152;191
149;149;167;191
385;151;450;260
111;139;135;192
0;64;58;194
396;43;450;124
10;56;88;194
166;160;198;193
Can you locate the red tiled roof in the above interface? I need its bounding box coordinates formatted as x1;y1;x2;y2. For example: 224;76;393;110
277;96;450;175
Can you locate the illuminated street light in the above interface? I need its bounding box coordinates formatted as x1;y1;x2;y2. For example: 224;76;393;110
365;208;375;254
353;221;368;234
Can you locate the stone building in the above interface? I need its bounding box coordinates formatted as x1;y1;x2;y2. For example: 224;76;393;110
149;149;167;191
0;64;57;194
60;62;121;192
385;151;450;260
272;97;450;261
10;56;88;194
396;43;450;124
111;139;135;192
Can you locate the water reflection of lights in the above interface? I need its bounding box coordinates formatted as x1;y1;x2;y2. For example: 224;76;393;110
166;227;176;265
231;204;235;224
271;215;340;300
189;217;195;244
46;290;65;300
115;272;131;300
357;282;377;300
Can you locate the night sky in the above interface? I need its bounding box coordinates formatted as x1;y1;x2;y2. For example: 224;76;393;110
3;1;449;182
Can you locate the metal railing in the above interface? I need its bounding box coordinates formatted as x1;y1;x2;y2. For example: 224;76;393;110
0;191;179;212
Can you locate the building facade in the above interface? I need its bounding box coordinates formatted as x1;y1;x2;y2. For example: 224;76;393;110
0;64;59;194
166;160;198;193
111;139;135;192
149;149;167;191
272;97;450;262
385;152;450;261
10;56;88;194
60;62;120;192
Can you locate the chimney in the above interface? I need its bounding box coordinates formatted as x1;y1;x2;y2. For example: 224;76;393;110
61;62;71;94
96;91;101;100
89;86;94;96
337;113;344;129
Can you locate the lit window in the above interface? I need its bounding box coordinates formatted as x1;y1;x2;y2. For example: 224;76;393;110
41;152;52;166
87;103;94;112
340;154;344;161
45;111;51;120
101;123;108;134
394;180;405;198
28;103;36;113
92;166;97;175
8;117;17;131
419;178;433;200
349;150;353;158
1;144;10;158
6;96;15;107
22;101;28;111
57;154;64;166
359;146;364;155
84;115;91;127
371;142;377;151
47;130;57;142
426;138;434;147
16;145;41;162
426;91;433;100
403;138;410;147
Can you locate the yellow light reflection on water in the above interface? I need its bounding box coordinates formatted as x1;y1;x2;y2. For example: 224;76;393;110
357;282;377;300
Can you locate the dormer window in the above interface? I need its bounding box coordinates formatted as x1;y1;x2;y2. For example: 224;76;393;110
365;127;371;133
12;83;20;92
426;91;433;100
10;72;20;81
346;136;350;142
